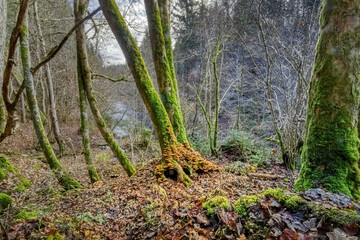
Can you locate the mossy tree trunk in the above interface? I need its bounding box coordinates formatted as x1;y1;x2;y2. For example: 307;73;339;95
295;0;360;199
75;1;136;177
99;0;217;185
20;15;81;190
33;0;67;155
0;0;7;134
74;0;100;183
144;0;188;144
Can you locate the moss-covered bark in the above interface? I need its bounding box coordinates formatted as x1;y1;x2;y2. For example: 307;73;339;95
75;1;136;177
20;16;81;190
74;0;100;184
295;0;360;199
99;0;217;184
0;0;7;134
144;0;188;144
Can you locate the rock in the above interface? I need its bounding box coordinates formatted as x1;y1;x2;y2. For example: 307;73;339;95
326;228;358;240
303;218;317;229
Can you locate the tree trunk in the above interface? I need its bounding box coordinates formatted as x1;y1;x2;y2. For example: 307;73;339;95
74;0;100;184
20;15;81;190
33;0;67;155
144;0;188;144
295;0;360;199
0;0;28;143
99;0;217;185
0;0;7;134
75;0;136;177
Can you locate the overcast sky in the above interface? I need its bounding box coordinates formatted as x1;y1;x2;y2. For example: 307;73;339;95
85;0;147;65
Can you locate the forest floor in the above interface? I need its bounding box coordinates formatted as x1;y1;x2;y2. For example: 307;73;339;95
1;123;357;240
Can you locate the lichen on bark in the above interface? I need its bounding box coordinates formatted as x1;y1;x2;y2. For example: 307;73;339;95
295;0;360;199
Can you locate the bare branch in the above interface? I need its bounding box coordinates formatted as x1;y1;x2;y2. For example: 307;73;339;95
92;73;128;82
31;7;101;75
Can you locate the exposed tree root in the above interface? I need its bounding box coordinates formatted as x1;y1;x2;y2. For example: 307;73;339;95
155;143;219;186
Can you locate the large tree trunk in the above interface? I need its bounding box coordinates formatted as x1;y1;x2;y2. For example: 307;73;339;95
20;15;81;190
99;0;217;185
0;0;7;134
295;0;360;199
75;0;136;177
74;0;100;183
144;0;188;144
33;0;67;155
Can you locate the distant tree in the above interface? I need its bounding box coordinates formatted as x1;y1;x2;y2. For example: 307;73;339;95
99;0;217;185
295;0;360;198
33;0;67;155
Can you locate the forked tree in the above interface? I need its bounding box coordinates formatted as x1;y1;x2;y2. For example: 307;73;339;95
295;0;360;198
75;1;136;178
99;0;217;185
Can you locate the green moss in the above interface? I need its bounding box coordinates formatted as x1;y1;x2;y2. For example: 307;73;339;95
284;195;305;211
16;210;38;221
203;196;230;217
295;0;360;199
0;168;5;180
46;232;63;240
16;176;31;192
0;193;12;212
0;155;16;173
262;188;287;203
233;194;259;217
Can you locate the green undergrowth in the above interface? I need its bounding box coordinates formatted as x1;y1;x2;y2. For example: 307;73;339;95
16;209;39;221
46;232;63;240
221;130;272;165
0;193;12;212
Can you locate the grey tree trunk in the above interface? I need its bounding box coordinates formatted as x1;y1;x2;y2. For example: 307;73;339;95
74;0;101;183
33;0;67;155
0;0;7;134
75;0;136;177
20;15;81;190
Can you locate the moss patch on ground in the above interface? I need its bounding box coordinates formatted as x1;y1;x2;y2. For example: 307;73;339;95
0;193;12;212
203;196;230;217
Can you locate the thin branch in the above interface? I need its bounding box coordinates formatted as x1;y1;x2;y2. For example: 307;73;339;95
92;73;129;82
31;7;101;75
10;7;102;109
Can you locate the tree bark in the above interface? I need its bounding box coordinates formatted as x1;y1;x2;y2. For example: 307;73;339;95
33;0;67;155
74;0;100;183
295;0;360;199
144;0;188;144
0;0;7;134
20;15;81;190
75;0;136;177
99;0;217;185
0;0;28;143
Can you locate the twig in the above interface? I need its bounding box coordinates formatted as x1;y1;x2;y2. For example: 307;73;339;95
92;73;128;82
0;220;9;240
